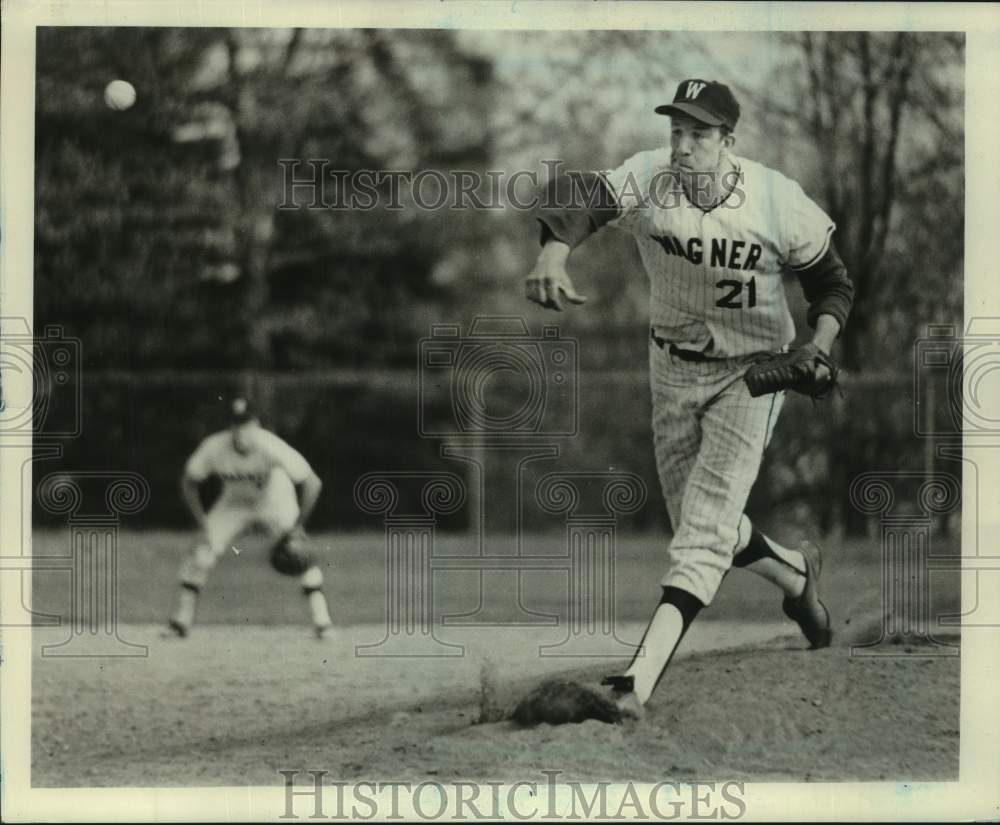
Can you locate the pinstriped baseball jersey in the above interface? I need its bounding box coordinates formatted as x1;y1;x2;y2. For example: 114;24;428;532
603;150;835;358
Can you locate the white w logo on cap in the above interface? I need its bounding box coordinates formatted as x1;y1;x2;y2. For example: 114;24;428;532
685;81;707;99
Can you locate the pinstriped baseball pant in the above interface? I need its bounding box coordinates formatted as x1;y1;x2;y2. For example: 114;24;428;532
650;340;784;605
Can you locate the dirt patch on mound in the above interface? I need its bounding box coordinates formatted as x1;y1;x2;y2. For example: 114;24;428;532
33;628;958;786
367;637;959;783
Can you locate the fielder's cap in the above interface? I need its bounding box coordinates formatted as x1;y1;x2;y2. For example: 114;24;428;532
655;79;740;130
229;397;256;425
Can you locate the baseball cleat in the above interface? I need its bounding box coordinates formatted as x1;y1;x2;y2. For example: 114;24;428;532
315;624;337;641
782;540;832;649
161;619;190;639
601;674;645;720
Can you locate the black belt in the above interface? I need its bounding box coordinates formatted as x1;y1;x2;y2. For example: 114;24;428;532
650;328;714;362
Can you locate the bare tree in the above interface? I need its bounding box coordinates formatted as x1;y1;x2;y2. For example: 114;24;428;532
759;33;966;535
180;27;493;389
795;32;963;371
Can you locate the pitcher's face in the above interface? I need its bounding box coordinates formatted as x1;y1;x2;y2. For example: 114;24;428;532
670;113;731;177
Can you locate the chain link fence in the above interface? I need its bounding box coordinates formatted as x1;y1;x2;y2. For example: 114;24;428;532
31;365;956;538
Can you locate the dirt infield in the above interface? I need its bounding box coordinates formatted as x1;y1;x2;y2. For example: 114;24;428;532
30;529;961;786
32;622;958;786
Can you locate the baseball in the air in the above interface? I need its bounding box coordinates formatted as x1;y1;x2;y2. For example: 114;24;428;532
104;79;137;111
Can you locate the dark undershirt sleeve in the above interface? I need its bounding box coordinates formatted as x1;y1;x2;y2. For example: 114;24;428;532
795;239;855;331
535;172;620;248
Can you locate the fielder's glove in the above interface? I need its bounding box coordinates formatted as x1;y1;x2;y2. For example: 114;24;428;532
743;342;839;399
270;526;315;576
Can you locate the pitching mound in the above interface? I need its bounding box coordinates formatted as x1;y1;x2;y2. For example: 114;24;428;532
33;625;958;786
391;637;959;783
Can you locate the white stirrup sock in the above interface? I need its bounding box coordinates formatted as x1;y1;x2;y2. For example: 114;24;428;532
173;585;199;628
733;525;806;598
624;603;685;705
301;566;332;628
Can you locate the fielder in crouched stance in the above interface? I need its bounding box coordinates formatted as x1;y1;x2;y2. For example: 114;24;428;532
165;398;335;639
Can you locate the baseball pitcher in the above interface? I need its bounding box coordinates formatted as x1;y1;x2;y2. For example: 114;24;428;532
164;398;336;639
525;79;854;717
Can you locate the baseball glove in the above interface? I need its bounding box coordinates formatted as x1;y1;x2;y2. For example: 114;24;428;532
270;526;315;576
743;343;839;399
510;679;623;727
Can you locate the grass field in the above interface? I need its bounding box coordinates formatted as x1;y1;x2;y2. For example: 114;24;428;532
29;528;962;786
30;527;960;627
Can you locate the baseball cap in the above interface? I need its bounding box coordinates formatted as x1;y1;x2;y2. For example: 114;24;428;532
229;397;256;425
655;79;741;130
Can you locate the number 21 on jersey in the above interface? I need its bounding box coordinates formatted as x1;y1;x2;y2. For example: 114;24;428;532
715;277;756;309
